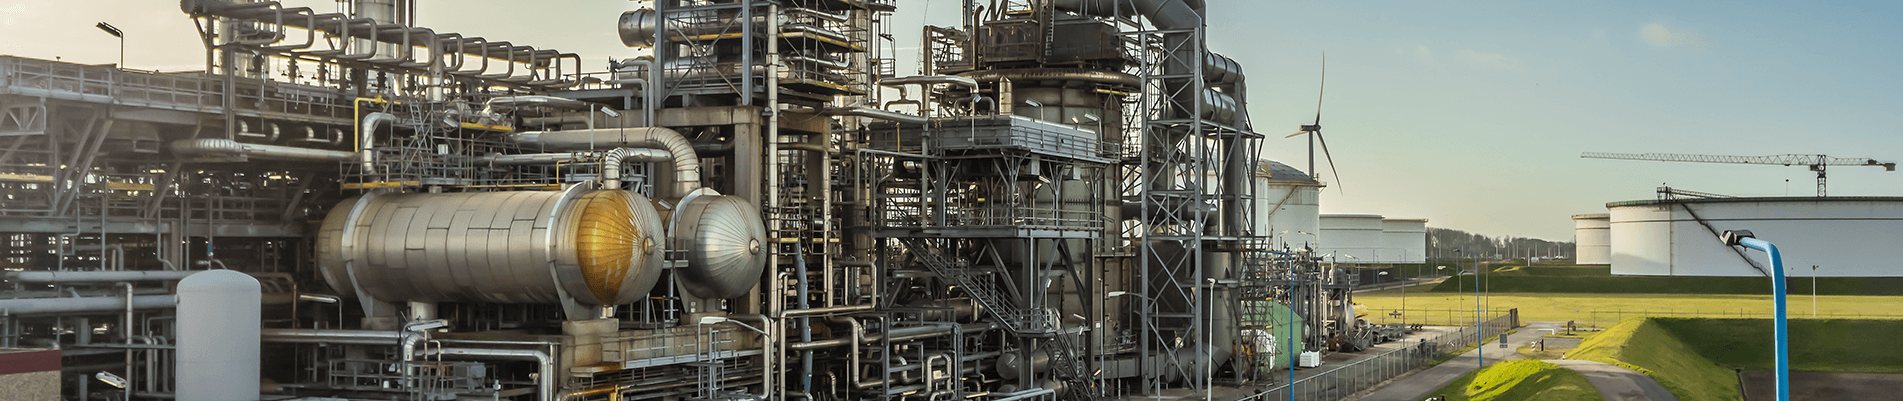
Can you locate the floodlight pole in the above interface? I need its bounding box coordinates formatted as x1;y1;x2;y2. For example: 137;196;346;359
1724;230;1789;401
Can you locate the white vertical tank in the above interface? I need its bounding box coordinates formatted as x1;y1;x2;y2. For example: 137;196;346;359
1252;161;1324;247
1380;218;1428;264
1607;197;1903;276
177;270;261;400
1572;213;1611;265
1319;214;1385;262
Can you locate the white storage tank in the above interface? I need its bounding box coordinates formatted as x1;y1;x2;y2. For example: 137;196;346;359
1573;213;1611;265
1319;214;1385;263
1253;161;1324;247
177;270;261;400
1380;218;1428;264
1607;197;1903;276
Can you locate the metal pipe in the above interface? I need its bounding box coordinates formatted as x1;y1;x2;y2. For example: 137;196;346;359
601;147;672;190
781;304;873;317
485;95;592;112
788;322;996;350
0;295;177;315
507;128;700;196
357;112;396;173
826;106;928;125
423;348;555;401
168;139;355;162
4;271;202;283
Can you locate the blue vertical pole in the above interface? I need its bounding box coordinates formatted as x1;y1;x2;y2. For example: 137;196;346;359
1474;254;1482;368
1737;237;1789;401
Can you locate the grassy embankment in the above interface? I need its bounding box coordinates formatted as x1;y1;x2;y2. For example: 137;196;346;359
1424;360;1601;401
1568;318;1741;401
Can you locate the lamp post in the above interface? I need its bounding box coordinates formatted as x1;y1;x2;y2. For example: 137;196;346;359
1722;230;1790;401
95;22;124;67
1812;265;1820;318
1456;249;1481;368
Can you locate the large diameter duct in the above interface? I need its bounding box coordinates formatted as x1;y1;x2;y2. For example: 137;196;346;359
359;112;397;173
171;139;356;162
317;189;666;306
670;191;771;299
177;270;261;401
618;8;658;48
507;128;701;196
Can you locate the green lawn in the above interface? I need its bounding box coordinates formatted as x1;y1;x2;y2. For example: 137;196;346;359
1426;359;1602;401
1426;275;1903;295
1353;291;1903;326
1568;318;1742;401
1651;318;1903;373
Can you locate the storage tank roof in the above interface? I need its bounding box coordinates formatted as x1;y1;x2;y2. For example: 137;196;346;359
1321;214;1385;219
1572;213;1610;220
1607;196;1903;208
1382;218;1428;222
1255;160;1322;183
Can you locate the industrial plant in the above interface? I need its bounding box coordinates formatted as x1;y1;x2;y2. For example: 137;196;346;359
0;0;1455;400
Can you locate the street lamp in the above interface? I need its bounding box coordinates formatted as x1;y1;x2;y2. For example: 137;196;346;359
95;22;124;67
1812;265;1821;318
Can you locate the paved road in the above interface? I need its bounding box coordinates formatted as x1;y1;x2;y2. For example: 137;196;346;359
1350;321;1556;401
1545;360;1677;401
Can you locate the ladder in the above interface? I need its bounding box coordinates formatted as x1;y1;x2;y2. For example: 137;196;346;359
897;238;1099;401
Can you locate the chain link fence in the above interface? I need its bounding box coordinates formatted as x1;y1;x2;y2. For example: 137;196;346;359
1240;309;1518;401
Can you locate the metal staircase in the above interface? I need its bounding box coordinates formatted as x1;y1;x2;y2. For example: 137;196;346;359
897;238;1097;400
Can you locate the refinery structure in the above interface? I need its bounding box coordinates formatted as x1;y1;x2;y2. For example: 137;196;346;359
0;0;1421;400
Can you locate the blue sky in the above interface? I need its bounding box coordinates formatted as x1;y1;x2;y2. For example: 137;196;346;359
4;1;1897;240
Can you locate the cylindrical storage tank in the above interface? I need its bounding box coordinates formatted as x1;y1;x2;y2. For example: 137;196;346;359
1318;214;1385;262
1252;161;1324;246
317;188;666;305
1572;213;1611;265
1607;197;1903;276
1380;218;1428;264
177;270;261;400
671;192;770;300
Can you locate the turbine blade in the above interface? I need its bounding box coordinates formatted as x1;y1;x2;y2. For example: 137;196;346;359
1314;54;1327;127
1286;131;1309;139
1317;131;1343;192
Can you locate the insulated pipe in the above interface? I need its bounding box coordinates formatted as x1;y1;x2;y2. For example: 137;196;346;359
828;316;862;390
423;348;554;401
507;128;701;196
602;147;673;190
486;95;592;112
999;78;1015;115
358;112;397;173
4;271;202;283
0;295;177;315
169;139;356;162
825;106;929;125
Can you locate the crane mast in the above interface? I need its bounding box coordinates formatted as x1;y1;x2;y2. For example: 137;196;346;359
1581;152;1897;196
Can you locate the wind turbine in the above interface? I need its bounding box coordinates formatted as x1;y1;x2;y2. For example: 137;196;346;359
1286;55;1342;191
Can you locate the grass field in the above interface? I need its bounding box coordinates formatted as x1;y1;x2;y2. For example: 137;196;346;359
1652;318;1903;373
1354;290;1903;326
1425;360;1602;401
1569;318;1742;401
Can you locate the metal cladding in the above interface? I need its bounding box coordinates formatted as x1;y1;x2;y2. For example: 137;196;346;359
316;189;666;305
671;192;770;300
176;270;261;401
1572;213;1611;265
1607;197;1903;276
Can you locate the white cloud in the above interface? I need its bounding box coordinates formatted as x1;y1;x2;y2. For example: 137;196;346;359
1639;22;1708;50
1455;49;1524;70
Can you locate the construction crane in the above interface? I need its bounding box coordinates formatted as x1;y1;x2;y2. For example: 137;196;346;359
1581;152;1897;196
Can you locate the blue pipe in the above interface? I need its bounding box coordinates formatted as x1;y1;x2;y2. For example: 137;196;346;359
795;244;814;398
1735;237;1790;401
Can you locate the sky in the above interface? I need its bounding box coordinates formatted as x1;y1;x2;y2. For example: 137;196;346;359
3;0;1898;241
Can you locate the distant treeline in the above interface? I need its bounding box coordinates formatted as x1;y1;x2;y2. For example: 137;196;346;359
1426;227;1574;261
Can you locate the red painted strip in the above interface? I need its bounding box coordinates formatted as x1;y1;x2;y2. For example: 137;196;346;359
0;349;61;375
